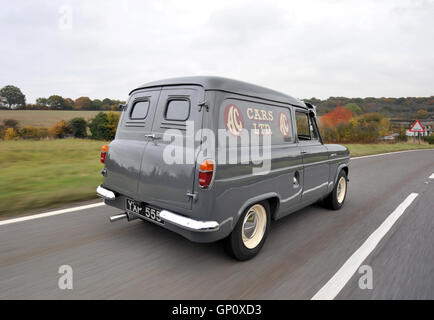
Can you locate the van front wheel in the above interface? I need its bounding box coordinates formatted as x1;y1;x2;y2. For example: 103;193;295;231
324;170;348;210
224;201;270;261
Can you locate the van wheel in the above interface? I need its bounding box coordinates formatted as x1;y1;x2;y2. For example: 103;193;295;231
324;170;347;210
224;201;270;261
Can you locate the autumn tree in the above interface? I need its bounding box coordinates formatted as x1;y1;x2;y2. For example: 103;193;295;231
415;109;429;119
321;106;353;127
74;97;92;110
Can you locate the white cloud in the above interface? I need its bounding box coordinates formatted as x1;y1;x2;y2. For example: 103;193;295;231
0;0;433;102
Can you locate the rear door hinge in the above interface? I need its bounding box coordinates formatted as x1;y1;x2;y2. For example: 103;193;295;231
198;100;209;112
187;192;198;201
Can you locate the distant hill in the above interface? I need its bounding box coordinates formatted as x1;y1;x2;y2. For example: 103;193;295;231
304;96;434;119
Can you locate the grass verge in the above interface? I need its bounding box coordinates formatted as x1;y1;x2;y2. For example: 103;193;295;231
344;143;434;158
0;139;105;218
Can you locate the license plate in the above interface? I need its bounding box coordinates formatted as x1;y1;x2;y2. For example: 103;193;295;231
125;199;164;225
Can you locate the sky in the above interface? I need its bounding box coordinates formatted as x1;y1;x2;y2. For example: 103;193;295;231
1;0;433;103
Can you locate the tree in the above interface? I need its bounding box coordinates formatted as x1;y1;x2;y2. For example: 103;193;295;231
74;97;92;110
91;99;102;110
345;103;363;116
64;98;74;110
89;111;119;140
69;118;88;138
0;85;26;108
36;98;48;107
350;113;390;143
102;98;113;105
415;109;429;119
47;95;67;109
321;106;353;127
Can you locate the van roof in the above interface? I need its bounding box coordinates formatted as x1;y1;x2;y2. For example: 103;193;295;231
131;76;307;108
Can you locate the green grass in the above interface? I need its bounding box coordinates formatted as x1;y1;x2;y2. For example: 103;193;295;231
0;139;105;217
0;139;433;218
0;110;120;128
344;143;434;157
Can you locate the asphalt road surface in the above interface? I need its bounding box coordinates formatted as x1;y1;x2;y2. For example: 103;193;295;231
1;149;433;299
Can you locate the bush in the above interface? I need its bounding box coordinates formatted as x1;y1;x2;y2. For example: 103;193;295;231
49;120;72;138
89;111;119;140
423;135;434;144
3;119;19;129
69;117;88;138
319;112;390;143
19;126;49;139
4;127;19;140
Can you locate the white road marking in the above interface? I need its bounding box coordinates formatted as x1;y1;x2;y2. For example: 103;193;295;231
311;192;419;300
0;202;105;226
351;148;433;160
429;173;434;179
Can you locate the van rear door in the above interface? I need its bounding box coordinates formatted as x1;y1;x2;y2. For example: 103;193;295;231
137;86;204;212
103;88;161;199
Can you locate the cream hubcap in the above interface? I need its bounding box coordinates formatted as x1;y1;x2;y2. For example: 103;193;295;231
242;204;267;249
337;176;347;204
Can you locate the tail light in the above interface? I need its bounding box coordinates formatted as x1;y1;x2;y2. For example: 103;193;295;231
100;145;108;164
198;159;214;189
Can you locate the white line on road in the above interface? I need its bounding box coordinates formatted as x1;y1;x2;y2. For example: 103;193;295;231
311;192;419;300
0;202;105;226
429;173;434;179
351;148;433;160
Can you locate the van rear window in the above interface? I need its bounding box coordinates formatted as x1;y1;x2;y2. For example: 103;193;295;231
165;99;190;121
130;100;150;120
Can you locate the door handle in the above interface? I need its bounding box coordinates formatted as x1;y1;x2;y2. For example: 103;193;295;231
300;151;308;154
144;134;161;140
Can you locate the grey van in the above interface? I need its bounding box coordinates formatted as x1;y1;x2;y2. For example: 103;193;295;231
97;76;349;260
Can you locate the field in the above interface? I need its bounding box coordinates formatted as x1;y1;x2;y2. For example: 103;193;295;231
0;139;105;217
0;139;433;218
0;110;120;127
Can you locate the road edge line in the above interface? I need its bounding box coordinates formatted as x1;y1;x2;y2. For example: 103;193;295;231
351;148;433;160
311;192;419;300
0;202;105;226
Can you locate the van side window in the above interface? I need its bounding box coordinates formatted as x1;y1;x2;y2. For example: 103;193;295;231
165;99;190;121
296;112;310;140
296;111;319;141
130;100;150;120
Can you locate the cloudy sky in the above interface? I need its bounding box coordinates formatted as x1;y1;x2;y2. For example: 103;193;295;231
1;0;433;103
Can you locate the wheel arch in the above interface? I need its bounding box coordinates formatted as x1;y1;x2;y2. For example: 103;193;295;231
235;193;281;226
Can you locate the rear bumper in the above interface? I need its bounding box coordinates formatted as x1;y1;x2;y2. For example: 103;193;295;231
159;210;219;232
96;185;230;243
96;185;115;200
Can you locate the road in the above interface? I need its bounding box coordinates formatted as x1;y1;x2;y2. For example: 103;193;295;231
1;149;433;299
